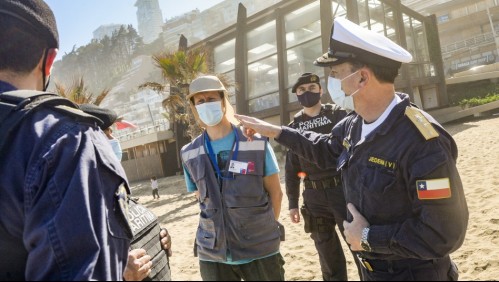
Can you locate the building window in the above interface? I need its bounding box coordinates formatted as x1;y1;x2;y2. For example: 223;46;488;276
285;1;321;49
404;14;434;79
214;39;235;74
285;2;322;103
249;92;279;113
247;55;279;112
247;21;278;112
286;38;323;103
247;21;277;63
438;14;450;23
332;1;347;18
214;39;236;106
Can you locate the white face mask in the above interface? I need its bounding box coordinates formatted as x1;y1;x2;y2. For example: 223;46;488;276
327;71;361;111
195;101;224;127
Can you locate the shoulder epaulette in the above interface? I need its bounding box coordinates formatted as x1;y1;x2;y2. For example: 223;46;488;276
324;104;334;111
293;109;304;119
405;106;439;140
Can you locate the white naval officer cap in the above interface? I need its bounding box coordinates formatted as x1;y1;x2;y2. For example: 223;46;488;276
314;17;413;69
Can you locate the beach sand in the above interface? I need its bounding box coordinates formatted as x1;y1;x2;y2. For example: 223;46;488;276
130;115;499;281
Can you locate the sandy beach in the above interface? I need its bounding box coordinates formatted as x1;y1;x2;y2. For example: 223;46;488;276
130;114;499;281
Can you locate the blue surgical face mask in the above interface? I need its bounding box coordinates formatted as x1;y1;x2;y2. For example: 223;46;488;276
327;71;361;111
195;101;224;126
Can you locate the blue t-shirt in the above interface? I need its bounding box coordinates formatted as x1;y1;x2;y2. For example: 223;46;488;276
183;131;279;193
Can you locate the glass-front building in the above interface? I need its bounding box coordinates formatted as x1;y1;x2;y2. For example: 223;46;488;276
195;0;446;124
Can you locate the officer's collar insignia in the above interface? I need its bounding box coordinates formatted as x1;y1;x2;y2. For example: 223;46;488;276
368;156;396;172
405;106;439;140
342;138;351;151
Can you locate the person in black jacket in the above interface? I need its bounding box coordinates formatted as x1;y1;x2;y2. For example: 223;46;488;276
286;73;360;281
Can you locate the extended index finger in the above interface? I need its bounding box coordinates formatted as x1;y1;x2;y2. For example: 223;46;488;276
347;203;361;219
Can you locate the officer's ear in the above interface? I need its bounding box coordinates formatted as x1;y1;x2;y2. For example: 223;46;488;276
359;69;369;86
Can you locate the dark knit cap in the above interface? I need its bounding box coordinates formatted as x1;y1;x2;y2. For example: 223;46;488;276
79;104;118;130
0;0;59;48
292;73;321;93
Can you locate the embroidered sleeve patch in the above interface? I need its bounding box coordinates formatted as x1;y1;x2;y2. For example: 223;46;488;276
416;178;451;200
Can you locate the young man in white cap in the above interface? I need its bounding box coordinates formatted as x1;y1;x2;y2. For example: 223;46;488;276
236;17;468;281
286;73;361;281
181;75;285;281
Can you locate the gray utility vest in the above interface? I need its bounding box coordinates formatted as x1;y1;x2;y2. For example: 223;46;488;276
181;127;280;262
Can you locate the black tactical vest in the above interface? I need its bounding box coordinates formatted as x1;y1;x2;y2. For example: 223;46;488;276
288;104;346;179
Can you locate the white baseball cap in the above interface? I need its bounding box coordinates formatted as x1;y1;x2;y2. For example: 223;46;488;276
187;75;227;100
314;17;413;69
187;75;239;126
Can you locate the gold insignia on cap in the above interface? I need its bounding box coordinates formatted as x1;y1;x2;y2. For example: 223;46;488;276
311;76;317;82
405;106;439;140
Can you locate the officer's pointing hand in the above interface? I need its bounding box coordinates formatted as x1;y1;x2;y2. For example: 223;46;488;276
235;114;282;140
343;203;369;251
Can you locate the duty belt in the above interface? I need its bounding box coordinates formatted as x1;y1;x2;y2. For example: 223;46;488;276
304;176;341;190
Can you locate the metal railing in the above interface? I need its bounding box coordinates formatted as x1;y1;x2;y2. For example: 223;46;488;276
115;120;170;142
441;32;495;54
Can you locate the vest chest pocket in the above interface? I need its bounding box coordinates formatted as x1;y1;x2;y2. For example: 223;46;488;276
196;217;216;250
227;157;265;200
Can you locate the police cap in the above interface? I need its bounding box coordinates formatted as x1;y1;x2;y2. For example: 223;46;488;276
314;18;412;69
0;0;59;48
79;104;118;130
292;73;321;93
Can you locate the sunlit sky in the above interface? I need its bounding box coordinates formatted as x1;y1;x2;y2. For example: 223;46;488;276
45;0;225;61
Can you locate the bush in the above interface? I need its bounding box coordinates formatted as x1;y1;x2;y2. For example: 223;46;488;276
447;81;499;106
458;93;499;109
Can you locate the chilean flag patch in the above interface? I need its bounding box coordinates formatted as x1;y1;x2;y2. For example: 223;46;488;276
416;178;452;200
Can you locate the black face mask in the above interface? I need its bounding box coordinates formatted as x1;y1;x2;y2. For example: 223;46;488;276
297;91;321;108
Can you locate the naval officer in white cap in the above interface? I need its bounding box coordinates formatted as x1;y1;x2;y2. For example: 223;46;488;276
235;17;468;281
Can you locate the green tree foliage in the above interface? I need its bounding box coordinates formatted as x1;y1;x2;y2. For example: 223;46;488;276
459;93;499;108
140;48;209;140
51;25;144;94
55;77;110;106
447;81;499;106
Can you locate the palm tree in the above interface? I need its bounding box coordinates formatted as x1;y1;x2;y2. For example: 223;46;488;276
140;46;237;170
139;47;208;170
55;77;110;106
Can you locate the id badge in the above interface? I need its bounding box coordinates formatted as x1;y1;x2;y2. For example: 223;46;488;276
229;160;249;174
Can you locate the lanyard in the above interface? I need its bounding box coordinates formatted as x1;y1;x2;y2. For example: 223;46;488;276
204;126;239;180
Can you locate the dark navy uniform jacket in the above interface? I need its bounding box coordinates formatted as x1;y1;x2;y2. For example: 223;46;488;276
285;104;346;209
276;93;468;261
0;81;132;280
